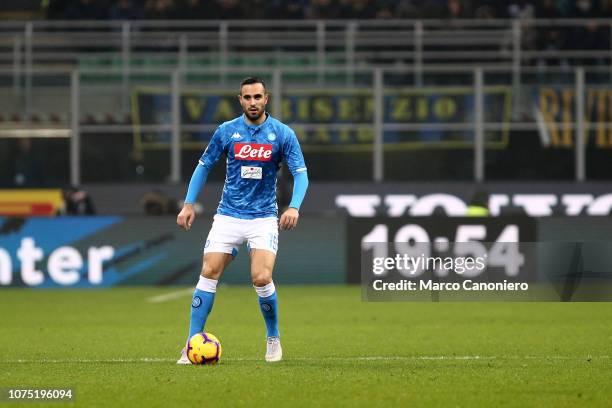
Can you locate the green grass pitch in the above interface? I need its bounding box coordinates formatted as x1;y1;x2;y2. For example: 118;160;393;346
1;286;611;407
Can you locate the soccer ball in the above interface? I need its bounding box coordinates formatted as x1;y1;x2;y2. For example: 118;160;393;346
187;332;222;365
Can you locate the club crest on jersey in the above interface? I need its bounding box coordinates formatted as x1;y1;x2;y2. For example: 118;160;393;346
231;132;242;139
234;143;273;161
267;133;276;141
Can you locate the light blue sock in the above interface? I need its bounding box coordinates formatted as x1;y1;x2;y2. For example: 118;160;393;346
255;282;279;338
187;277;217;341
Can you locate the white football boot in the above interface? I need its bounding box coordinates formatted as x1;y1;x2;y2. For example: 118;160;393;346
265;336;282;362
176;347;190;365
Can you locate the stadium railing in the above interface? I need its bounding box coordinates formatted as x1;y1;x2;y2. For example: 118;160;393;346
0;64;607;185
2;19;612;95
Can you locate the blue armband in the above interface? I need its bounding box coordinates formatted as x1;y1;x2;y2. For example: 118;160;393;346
184;164;210;204
288;171;309;210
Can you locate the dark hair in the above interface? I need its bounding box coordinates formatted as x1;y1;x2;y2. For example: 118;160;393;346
240;76;267;94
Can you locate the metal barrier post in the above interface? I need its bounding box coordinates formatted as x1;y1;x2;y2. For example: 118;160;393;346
121;22;131;114
474;67;484;182
414;21;423;87
219;22;228;86
609;21;612;83
170;69;181;183
12;35;21;95
512;20;522;120
373;68;384;182
272;68;282;119
345;22;356;86
575;67;585;182
70;70;81;186
178;34;188;72
24;22;32;120
317;21;326;85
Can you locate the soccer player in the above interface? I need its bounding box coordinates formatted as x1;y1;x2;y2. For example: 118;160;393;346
176;77;308;363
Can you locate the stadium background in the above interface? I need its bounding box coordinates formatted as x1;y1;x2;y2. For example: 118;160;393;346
3;0;612;285
1;1;612;407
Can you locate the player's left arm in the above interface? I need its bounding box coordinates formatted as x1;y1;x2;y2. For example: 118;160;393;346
279;129;309;231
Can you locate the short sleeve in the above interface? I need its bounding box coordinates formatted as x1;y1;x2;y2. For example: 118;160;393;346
199;126;226;171
282;128;307;176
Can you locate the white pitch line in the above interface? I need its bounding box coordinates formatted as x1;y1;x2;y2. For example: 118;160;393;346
0;356;609;364
0;358;176;364
147;288;193;303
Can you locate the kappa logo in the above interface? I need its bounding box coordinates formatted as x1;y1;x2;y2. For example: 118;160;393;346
234;143;273;161
231;132;242;139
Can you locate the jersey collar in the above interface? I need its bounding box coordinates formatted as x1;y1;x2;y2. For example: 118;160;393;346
242;112;271;130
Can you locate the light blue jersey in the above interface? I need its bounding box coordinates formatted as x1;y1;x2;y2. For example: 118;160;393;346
198;113;307;219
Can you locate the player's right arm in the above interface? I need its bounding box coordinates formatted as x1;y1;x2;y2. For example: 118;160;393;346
177;126;226;231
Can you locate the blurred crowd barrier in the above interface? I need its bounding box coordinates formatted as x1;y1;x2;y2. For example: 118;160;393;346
0;20;611;185
0;65;610;185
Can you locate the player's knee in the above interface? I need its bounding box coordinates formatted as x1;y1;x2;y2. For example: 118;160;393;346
251;271;272;287
201;262;223;279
